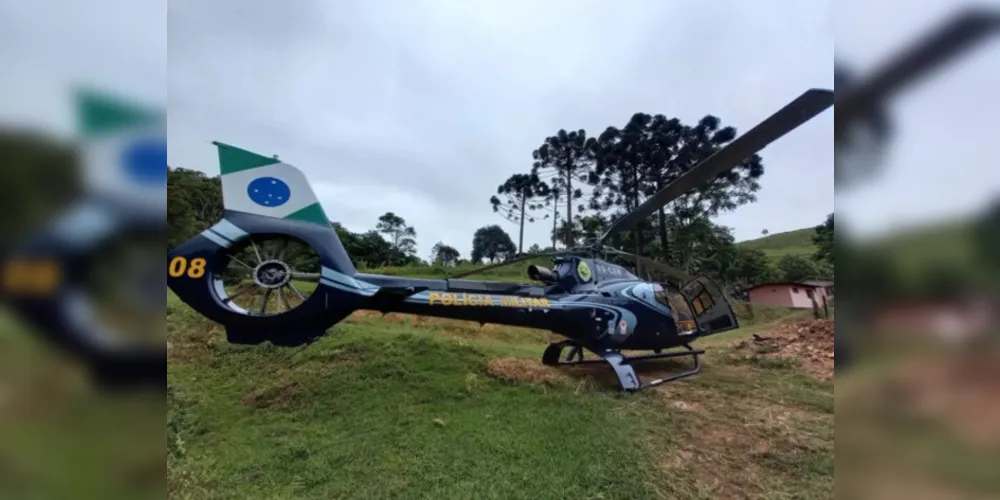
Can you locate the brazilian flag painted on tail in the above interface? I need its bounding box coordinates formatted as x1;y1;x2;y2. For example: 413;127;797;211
214;141;330;226
76;88;165;209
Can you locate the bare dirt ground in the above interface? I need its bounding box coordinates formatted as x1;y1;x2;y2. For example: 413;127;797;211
730;319;835;380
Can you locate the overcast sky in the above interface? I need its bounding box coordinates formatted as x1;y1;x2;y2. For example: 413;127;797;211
167;0;834;259
4;0;995;259
0;0;166;131
834;0;1000;239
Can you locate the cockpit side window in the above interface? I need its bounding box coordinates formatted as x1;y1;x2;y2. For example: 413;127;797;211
654;284;695;324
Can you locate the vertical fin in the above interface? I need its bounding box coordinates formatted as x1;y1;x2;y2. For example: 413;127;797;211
214;141;330;226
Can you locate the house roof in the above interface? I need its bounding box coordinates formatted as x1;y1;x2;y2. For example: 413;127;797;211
745;280;832;291
797;279;834;287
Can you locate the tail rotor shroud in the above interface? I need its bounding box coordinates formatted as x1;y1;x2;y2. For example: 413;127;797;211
168;211;361;347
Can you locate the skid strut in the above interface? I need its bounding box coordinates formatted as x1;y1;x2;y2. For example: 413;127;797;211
541;340;704;391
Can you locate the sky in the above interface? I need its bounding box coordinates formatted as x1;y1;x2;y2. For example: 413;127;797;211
0;0;166;133
166;0;834;259
834;0;1000;240
2;1;995;259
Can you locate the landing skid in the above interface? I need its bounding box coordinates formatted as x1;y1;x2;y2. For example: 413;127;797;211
541;340;704;391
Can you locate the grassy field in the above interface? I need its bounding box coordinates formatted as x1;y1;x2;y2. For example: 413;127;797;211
0;311;164;500
167;265;833;500
737;228;817;259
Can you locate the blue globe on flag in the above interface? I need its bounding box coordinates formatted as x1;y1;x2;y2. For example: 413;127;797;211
247;177;291;207
121;137;167;186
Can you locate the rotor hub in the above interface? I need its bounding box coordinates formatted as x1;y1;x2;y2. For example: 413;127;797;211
253;259;292;289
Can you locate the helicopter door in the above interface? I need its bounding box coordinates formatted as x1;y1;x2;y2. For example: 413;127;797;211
680;277;739;335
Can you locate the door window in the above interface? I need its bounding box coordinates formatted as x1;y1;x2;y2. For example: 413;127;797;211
655;285;695;329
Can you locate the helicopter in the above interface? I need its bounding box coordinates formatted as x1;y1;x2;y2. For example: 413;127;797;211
167;87;833;391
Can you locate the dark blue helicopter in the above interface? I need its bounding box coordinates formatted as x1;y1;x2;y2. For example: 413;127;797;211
167;88;833;391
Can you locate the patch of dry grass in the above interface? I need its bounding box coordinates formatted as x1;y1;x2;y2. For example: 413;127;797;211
486;358;574;387
649;368;833;499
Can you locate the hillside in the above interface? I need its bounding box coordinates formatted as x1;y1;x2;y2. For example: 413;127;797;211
737;227;818;259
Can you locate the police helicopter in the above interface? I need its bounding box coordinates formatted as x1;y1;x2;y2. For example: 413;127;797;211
167;88;833;391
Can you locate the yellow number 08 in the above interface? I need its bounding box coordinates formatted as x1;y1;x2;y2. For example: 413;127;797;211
169;256;207;278
2;260;61;295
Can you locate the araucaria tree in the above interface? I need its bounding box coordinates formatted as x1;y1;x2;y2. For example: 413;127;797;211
489;173;550;254
531;129;596;248
591;112;763;263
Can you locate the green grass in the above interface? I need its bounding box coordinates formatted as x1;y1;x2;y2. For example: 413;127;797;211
737;228;818;259
166;272;833;499
0;310;164;500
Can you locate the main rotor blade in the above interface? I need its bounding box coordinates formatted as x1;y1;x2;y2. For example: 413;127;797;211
449;252;563;279
599;88;834;244
604;247;694;282
836;8;1000;138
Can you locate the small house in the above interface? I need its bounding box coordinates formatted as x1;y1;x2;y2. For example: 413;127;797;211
746;279;833;309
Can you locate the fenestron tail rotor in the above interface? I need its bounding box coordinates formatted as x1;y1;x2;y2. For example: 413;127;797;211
599;88;834;245
217;234;319;316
